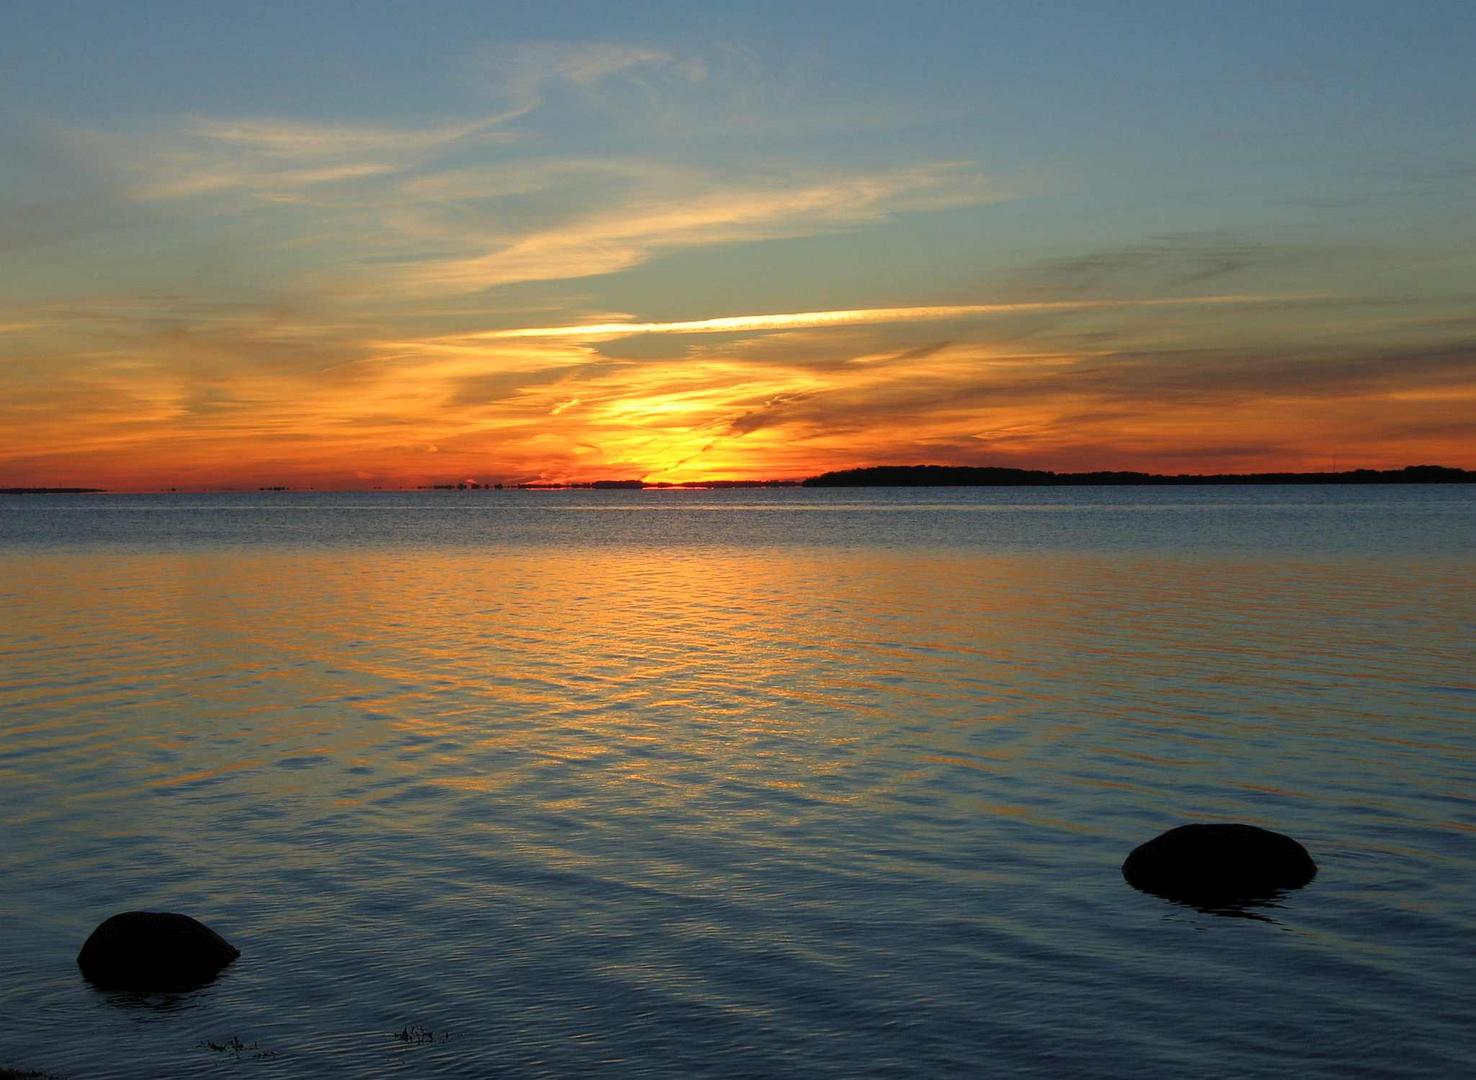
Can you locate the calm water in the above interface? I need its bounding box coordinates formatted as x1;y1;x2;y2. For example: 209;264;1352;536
1;487;1473;1078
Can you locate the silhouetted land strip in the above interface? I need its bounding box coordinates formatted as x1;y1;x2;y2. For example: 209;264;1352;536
801;464;1475;487
6;467;1471;495
0;487;106;495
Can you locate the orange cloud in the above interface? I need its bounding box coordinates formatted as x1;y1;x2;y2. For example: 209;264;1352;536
3;323;1473;489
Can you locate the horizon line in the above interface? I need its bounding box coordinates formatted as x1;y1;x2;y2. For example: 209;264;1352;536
6;462;1471;495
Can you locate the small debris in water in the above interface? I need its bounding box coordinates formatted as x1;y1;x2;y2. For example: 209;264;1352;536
199;1036;276;1060
394;1024;452;1045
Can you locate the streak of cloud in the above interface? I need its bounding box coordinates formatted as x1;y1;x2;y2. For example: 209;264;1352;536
390;163;989;296
115;42;681;202
474;294;1301;339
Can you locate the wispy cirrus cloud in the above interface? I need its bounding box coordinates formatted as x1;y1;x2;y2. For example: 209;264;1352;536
115;113;513;201
472;292;1299;339
478;41;683;100
389;163;989;296
111;42;683;202
74;39;1000;303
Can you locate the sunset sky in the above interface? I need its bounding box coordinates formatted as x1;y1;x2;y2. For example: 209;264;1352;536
2;1;1473;488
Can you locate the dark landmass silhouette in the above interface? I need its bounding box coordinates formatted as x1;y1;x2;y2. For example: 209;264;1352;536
426;463;1475;490
8;465;1472;495
801;464;1475;487
0;487;106;495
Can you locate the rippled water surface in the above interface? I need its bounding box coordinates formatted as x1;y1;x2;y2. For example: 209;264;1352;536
1;487;1473;1077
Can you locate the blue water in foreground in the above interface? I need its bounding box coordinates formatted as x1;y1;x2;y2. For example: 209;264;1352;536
1;486;1473;1078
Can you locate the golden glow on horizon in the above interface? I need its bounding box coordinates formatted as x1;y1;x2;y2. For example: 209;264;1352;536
2;294;1471;491
2;301;1472;490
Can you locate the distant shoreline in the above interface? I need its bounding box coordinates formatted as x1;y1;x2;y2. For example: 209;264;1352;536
799;464;1476;487
4;465;1475;495
0;488;106;495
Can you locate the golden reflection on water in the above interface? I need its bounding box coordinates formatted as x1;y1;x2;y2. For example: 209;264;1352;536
4;545;1468;826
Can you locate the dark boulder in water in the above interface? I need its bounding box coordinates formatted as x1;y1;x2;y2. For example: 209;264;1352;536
77;912;239;991
1123;824;1316;908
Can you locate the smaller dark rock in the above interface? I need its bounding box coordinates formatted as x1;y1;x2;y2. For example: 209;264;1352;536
77;912;239;991
1123;824;1316;909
